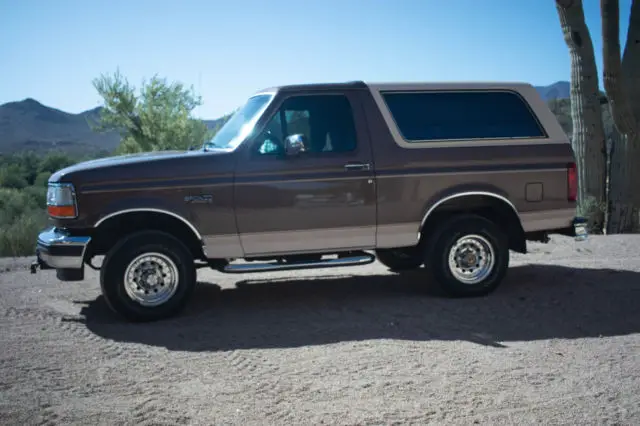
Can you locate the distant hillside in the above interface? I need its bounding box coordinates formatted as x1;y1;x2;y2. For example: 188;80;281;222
0;98;228;156
0;81;570;156
0;99;120;156
534;81;570;101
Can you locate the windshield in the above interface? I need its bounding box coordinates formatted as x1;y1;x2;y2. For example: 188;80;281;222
203;93;273;151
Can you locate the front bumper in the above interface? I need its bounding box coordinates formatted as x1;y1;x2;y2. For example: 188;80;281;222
33;227;91;271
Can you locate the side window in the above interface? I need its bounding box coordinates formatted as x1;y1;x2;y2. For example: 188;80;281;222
256;108;283;155
255;94;357;155
381;91;546;141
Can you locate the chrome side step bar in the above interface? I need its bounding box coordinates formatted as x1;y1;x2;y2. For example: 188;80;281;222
221;252;375;274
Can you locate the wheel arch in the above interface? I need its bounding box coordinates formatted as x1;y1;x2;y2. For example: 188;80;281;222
89;208;206;260
419;190;526;253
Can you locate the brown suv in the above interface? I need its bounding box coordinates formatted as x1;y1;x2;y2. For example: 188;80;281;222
32;81;586;322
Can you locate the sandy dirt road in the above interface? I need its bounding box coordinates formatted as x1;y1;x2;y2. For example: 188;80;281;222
1;234;639;425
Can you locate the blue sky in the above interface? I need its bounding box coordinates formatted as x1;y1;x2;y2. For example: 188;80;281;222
0;0;632;119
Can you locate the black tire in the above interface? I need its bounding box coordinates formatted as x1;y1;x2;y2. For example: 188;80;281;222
375;247;424;271
424;214;509;297
100;230;196;322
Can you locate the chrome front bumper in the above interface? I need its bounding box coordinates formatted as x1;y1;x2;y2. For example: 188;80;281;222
33;227;91;271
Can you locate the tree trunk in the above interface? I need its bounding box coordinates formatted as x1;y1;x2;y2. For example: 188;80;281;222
622;0;640;118
607;134;638;233
623;0;640;232
555;0;608;233
602;0;640;233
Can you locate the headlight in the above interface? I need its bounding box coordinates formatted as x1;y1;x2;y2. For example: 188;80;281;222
47;183;78;219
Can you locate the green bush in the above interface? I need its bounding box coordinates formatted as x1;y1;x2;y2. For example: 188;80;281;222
22;186;48;210
0;210;48;257
34;171;52;188
0;188;49;257
0;165;28;189
38;153;76;174
0;152;81;257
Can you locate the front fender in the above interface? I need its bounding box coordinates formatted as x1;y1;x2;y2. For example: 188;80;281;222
92;195;195;229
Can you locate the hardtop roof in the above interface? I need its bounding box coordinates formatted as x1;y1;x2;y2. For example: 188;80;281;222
255;80;534;94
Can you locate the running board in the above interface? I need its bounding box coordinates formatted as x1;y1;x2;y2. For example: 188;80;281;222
221;252;375;274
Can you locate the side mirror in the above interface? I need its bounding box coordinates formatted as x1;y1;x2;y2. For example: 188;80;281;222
284;134;307;157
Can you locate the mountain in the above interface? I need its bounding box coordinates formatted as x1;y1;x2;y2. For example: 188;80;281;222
534;81;570;101
0;99;121;156
0;81;570;156
0;98;229;156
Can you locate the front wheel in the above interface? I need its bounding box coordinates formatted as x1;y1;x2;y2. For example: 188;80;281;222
100;230;196;322
424;214;509;297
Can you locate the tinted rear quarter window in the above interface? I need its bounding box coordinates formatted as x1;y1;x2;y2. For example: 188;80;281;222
381;90;546;141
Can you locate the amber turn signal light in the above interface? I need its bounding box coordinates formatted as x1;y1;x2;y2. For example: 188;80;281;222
47;205;77;218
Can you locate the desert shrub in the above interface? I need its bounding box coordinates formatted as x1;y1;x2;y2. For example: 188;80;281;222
0;165;28;189
0;188;48;257
34;171;52;187
0;188;40;221
38;153;76;174
0;210;48;257
22;186;48;210
0;152;84;258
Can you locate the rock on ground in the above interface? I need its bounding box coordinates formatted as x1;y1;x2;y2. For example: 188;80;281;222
0;235;639;425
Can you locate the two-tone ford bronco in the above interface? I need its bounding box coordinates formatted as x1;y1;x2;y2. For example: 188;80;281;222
32;81;586;322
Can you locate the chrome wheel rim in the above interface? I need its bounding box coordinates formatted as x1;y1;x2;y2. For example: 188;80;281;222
447;234;495;285
124;253;179;307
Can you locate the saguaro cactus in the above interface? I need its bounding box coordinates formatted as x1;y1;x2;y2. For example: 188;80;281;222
555;0;608;233
601;0;640;233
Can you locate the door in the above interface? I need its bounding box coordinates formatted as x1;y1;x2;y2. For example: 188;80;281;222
234;91;377;256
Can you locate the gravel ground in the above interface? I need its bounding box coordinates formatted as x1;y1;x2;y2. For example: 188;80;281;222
1;234;639;425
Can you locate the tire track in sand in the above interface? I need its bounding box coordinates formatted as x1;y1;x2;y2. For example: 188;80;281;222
130;392;192;426
3;302;150;363
220;348;299;423
33;403;60;426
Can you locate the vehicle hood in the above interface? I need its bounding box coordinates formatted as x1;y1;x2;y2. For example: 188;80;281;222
49;148;235;187
50;150;194;180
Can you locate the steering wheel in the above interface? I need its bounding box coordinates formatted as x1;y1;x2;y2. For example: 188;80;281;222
264;129;282;145
259;129;284;155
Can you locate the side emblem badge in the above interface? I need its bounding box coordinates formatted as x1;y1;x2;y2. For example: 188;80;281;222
184;195;213;204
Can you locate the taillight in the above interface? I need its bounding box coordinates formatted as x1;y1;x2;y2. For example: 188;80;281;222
567;162;577;202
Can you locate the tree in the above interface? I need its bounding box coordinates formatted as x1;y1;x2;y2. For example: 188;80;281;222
601;0;640;233
92;70;210;154
11;151;40;185
0;165;28;189
555;0;608;233
38;152;75;174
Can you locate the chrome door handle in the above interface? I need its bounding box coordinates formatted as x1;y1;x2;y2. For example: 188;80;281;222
344;162;371;171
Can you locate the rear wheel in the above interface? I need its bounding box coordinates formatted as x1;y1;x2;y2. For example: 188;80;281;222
424;214;509;297
100;230;196;322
